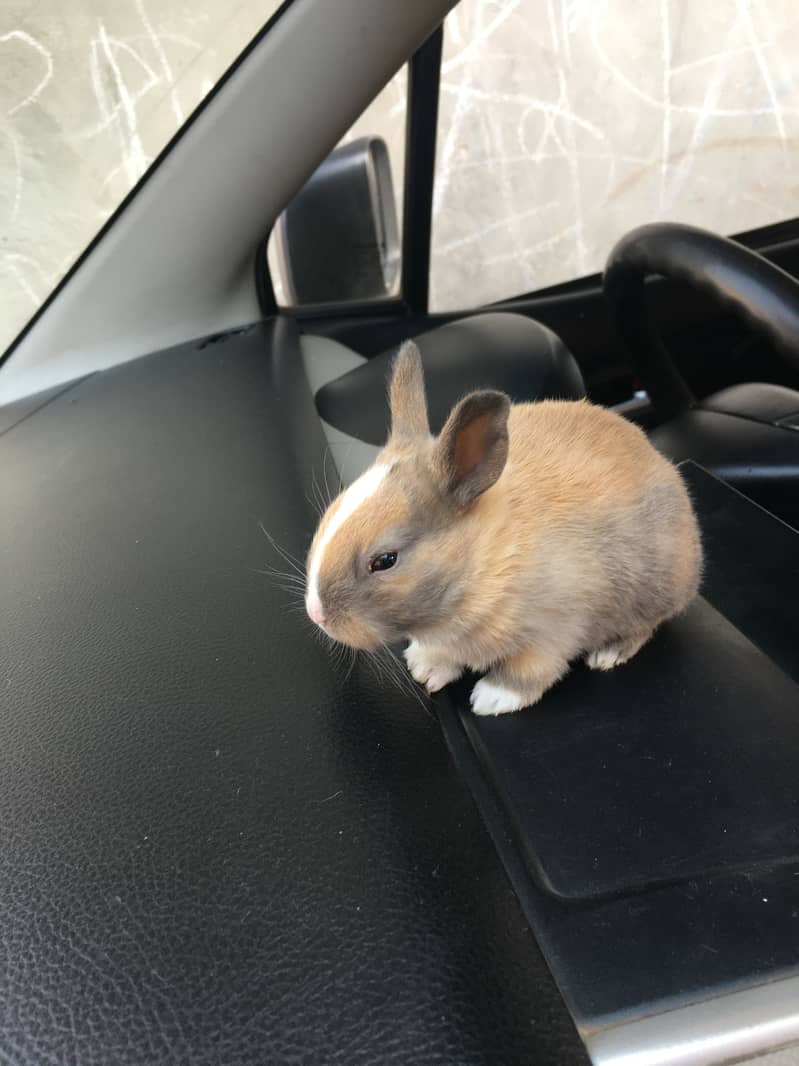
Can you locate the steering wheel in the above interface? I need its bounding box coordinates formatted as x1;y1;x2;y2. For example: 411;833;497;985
603;222;799;419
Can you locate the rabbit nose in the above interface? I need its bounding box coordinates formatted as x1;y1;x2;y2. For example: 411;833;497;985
306;588;326;627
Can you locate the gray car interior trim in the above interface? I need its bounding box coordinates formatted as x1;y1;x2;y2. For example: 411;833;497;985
586;974;799;1066
300;333;379;486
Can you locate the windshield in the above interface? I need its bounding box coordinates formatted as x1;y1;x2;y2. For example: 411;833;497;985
1;0;284;356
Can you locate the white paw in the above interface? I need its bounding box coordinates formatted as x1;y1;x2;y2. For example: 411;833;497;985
470;679;525;716
404;641;462;693
585;645;624;671
423;664;464;693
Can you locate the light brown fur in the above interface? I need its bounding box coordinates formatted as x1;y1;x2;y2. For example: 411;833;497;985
306;342;702;714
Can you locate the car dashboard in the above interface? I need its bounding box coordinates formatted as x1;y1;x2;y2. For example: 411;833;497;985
1;318;798;1066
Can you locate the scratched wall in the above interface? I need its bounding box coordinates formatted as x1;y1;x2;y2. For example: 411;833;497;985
428;0;799;309
3;1;799;350
0;1;282;356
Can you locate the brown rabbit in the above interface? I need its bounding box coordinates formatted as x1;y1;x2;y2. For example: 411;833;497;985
305;341;702;714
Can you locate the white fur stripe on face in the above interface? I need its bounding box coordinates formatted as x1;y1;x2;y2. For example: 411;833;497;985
307;463;391;603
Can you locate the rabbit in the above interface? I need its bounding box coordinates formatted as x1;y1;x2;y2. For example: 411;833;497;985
305;340;702;715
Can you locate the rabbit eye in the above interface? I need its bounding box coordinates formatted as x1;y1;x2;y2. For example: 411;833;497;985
369;551;398;573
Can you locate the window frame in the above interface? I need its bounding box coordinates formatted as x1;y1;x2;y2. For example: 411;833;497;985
259;26;443;322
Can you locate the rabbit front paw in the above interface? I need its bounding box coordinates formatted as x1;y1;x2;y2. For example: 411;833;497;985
471;647;568;715
404;640;463;693
470;678;527;715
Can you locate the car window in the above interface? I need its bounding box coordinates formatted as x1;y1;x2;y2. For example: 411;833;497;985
267;67;407;307
429;0;799;311
0;0;285;356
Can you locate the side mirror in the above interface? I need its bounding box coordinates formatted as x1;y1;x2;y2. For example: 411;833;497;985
272;136;400;305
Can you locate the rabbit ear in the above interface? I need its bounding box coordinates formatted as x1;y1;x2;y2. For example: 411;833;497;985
388;341;430;442
434;390;510;507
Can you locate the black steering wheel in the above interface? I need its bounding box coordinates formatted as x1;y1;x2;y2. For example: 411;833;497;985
603;222;799;419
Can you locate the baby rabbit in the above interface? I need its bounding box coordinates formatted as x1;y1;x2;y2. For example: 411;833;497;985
305;341;702;715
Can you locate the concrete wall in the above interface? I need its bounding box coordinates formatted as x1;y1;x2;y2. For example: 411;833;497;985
1;0;281;354
428;0;799;309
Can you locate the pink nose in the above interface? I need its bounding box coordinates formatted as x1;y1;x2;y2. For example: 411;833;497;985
306;588;326;627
